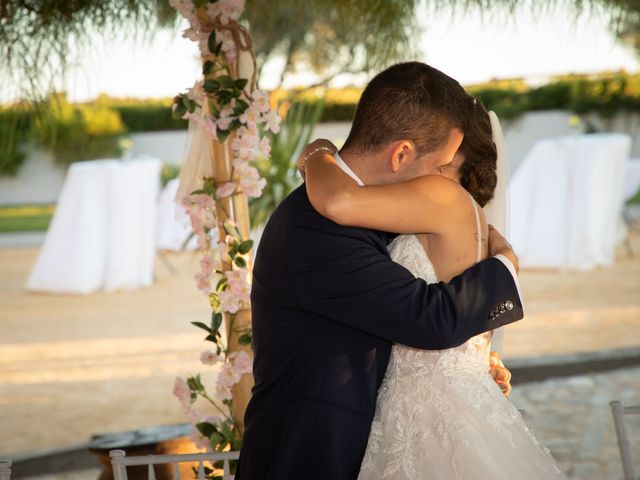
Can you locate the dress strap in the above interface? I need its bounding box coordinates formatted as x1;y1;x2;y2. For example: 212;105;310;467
468;192;482;263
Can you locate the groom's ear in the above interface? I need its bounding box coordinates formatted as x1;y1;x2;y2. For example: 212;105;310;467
389;141;417;173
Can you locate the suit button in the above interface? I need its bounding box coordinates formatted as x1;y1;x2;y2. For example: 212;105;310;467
505;301;514;311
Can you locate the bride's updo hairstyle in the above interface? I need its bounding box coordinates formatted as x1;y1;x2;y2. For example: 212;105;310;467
342;62;469;157
458;97;497;207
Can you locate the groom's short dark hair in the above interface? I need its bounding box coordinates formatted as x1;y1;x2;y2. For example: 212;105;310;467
343;62;473;156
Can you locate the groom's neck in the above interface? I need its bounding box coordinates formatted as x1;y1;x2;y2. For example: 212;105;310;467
338;147;384;185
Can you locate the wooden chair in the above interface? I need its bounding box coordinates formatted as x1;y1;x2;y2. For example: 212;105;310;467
0;460;11;480
610;400;640;480
110;449;239;480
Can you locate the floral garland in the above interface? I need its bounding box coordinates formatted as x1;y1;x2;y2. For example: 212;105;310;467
169;0;279;459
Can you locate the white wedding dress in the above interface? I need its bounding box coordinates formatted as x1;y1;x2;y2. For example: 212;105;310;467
358;199;566;479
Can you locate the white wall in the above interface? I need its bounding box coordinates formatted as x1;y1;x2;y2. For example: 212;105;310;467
2;111;639;205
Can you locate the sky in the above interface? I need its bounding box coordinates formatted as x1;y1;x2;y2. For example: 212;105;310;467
58;3;639;102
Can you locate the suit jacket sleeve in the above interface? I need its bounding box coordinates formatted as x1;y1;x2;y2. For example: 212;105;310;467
286;209;523;350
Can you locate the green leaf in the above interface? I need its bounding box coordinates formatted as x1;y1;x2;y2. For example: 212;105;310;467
234;78;248;91
207;31;217;55
191;321;212;333
203;180;215;195
203;61;214;76
238;240;253;254
196;421;218;438
234;256;247;268
213;312;223;330
238;333;252;345
233;100;249;116
172;102;186;120
229;119;241;131
217;129;231;143
189;189;206;195
209;432;225;449
216;277;228;292
204;79;220;93
214;42;223;57
205;333;217;343
217;90;233;102
218;76;234;89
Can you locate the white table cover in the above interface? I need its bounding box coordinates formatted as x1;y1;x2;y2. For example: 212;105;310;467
26;158;162;293
624;158;640;202
156;178;196;251
509;133;631;271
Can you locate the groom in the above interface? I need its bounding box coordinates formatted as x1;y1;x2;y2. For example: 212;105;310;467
236;62;523;479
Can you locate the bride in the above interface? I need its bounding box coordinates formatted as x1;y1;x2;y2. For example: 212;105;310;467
299;99;566;479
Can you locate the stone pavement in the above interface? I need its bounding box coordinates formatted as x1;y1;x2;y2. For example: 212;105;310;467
1;233;639;477
511;366;640;480
16;366;640;480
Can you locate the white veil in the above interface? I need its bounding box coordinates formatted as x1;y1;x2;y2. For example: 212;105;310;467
484;111;509;356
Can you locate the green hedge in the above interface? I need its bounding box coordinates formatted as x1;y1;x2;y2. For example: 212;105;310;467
2;72;640;176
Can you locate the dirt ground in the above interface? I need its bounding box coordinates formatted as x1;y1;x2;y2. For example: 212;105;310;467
1;236;639;458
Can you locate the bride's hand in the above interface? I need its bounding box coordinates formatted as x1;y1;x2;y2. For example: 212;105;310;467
297;139;338;180
489;351;512;397
488;225;519;273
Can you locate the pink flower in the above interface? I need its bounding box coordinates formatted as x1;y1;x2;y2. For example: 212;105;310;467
229;350;253;375
219;0;245;21
216;182;236;198
217;115;232;131
181;27;199;42
200;254;215;275
200;350;221;365
189;426;210;451
216;241;230;263
226;268;248;291
259;136;271;157
173;377;192;412
195;272;211;293
218;362;242;387
215;380;233;402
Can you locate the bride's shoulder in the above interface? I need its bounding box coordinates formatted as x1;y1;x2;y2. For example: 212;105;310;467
409;174;470;207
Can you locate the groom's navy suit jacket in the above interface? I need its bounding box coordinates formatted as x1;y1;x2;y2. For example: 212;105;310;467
236;185;523;480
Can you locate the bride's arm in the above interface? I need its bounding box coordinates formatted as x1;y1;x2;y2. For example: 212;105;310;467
304;151;469;234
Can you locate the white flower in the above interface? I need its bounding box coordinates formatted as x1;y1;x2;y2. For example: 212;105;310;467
264;110;281;133
200;350;221;366
238;165;266;198
252;91;271;114
216;182;236;198
218;362;242;387
229;350;253;375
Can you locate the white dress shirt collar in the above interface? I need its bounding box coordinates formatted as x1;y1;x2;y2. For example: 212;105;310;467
334;151;365;186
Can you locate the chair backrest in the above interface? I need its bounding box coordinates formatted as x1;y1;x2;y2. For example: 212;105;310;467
610;400;640;480
109;449;240;480
0;460;11;480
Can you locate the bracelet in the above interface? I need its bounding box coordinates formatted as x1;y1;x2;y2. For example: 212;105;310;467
302;146;334;165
